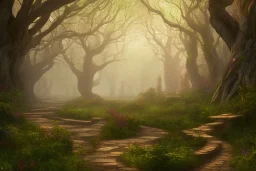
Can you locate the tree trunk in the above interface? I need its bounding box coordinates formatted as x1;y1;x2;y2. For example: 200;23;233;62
164;58;180;93
164;63;172;93
210;0;256;102
0;0;30;91
0;0;16;89
201;36;224;87
77;71;95;99
213;35;256;102
184;35;203;89
23;79;37;105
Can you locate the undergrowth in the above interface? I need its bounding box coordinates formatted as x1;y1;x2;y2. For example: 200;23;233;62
0;91;89;171
218;87;256;171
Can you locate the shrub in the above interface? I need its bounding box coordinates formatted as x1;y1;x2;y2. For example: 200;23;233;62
0;91;88;171
231;150;256;171
100;110;140;140
0;123;86;171
120;133;205;171
0;91;26;125
217;87;256;171
120;144;198;171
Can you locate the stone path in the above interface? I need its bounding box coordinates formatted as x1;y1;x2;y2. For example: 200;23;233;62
87;126;167;171
183;113;242;171
24;107;106;153
24;107;168;171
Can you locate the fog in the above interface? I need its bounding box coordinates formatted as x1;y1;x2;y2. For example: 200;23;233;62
27;0;218;102
35;30;169;101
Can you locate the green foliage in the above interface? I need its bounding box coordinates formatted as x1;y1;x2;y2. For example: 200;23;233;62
56;90;234;170
0;123;87;171
218;114;256;171
120;134;205;171
0;91;88;171
100;111;140;140
0;90;23;104
0;91;26;125
231;151;256;171
216;87;256;171
57;107;93;120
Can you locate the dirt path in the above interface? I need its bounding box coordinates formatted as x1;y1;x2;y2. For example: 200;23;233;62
24;107;167;171
183;114;242;171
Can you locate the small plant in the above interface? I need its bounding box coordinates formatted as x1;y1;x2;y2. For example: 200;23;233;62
100;110;140;140
0;91;88;171
120;141;201;171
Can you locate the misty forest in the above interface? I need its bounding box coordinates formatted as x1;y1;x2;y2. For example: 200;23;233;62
1;0;256;170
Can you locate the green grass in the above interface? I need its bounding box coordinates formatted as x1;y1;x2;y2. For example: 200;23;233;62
100;111;141;140
216;87;256;171
58;89;225;170
0;123;88;171
120;133;206;171
58;87;256;170
0;92;90;171
219;116;256;171
57;107;94;120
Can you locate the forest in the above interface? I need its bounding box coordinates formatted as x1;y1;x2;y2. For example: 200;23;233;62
0;0;256;170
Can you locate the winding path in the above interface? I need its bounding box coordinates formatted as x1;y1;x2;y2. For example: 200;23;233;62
25;106;241;171
24;106;167;171
183;113;242;171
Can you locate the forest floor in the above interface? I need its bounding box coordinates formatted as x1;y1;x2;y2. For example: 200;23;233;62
24;107;168;170
23;89;247;171
25;102;242;171
3;89;256;170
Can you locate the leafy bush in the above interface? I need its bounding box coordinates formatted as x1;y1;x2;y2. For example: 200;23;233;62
0;123;87;171
120;134;205;171
100;110;140;140
231;150;256;171
0;91;26;125
219;109;256;170
0;90;24;105
0;91;88;171
216;87;256;171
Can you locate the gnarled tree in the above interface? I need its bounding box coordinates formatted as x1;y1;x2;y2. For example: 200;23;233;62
0;0;99;90
174;0;225;87
140;0;204;89
144;21;182;93
61;1;133;98
209;0;256;102
140;0;226;89
20;39;67;104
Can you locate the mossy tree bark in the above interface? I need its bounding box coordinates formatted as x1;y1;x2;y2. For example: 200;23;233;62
209;0;256;102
